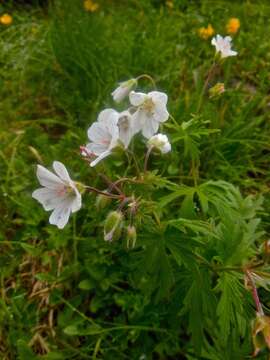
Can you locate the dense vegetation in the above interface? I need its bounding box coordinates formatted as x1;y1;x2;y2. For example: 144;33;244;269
1;0;270;359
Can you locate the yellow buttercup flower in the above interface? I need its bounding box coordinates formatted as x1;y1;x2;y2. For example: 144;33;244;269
83;0;99;12
198;24;215;40
0;14;12;26
226;18;240;34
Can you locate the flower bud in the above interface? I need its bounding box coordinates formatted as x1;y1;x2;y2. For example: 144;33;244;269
147;134;171;154
95;193;111;210
104;211;123;242
252;313;270;356
209;82;225;99
126;225;137;248
111;79;137;103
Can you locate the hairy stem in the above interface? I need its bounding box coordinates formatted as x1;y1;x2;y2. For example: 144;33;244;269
245;270;264;315
144;146;153;172
136;74;157;89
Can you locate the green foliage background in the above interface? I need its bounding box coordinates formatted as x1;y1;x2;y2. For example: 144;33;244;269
1;0;270;359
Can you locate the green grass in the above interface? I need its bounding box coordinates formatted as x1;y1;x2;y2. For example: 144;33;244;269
1;0;270;359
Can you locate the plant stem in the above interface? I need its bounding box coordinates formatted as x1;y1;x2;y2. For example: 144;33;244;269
196;61;217;113
84;185;123;199
245;270;264;315
144;146;153;172
136;74;157;89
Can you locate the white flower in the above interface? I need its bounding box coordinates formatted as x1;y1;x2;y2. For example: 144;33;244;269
211;35;237;58
32;161;82;229
86;109;120;167
129;91;169;139
117;110;138;149
111;78;137;103
147;133;171;154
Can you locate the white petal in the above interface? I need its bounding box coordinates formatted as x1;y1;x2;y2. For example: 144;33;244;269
32;188;58;211
131;110;144;134
86;142;108;155
97;109;118;124
87;122;108;144
149;91;168;105
129;91;147;106
162;142;171;154
112;87;128;103
90;150;112;167
153;101;169;123
211;37;217;46
36;165;63;189
142;118;159;139
71;190;82;213
53;161;71;183
49;202;71;229
229;50;237;56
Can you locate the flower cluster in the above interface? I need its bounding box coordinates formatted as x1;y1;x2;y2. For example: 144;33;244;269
84;78;170;167
33;75;171;231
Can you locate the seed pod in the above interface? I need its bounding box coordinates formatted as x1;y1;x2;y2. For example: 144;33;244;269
126;225;137;249
95;193;111;210
104;211;123;242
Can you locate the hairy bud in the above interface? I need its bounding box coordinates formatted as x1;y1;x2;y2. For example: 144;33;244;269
209;82;225;99
95;193;111;210
126;225;137;248
104;211;123;242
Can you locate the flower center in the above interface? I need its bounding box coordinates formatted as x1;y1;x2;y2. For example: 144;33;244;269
142;98;155;115
101;138;111;145
118;116;130;131
57;185;73;197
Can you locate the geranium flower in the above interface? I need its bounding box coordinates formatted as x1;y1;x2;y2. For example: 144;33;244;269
148;133;171;154
111;78;137;103
129;91;169;139
211;35;237;58
86;109;119;167
32;162;82;229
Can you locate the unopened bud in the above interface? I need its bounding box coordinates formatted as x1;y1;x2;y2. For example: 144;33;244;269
104;211;123;242
126;225;137;248
147;134;171;154
252;313;270;356
95;193;111;210
209;82;225;99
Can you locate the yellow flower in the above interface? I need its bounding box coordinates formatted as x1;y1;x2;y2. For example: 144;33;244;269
0;14;12;26
226;18;240;34
198;24;214;40
83;0;99;12
166;0;174;9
